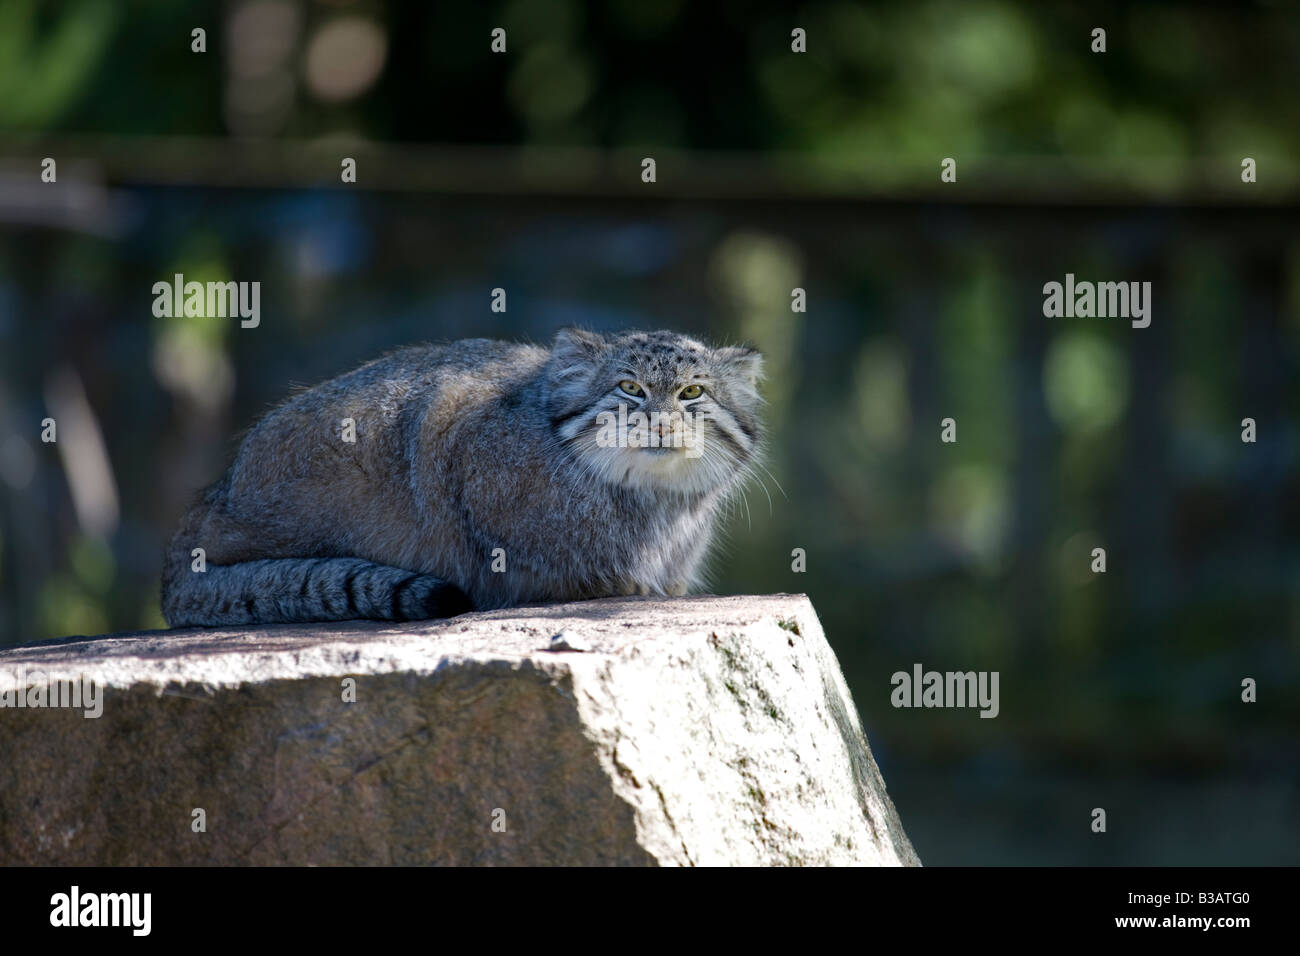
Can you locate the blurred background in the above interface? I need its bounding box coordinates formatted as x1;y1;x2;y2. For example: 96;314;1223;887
0;0;1297;864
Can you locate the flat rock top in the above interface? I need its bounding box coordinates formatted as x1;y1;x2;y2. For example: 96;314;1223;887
0;593;816;688
0;591;920;865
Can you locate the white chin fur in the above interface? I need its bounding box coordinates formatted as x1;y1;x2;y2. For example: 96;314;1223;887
581;444;704;492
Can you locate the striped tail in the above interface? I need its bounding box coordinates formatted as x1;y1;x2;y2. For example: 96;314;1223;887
161;556;472;628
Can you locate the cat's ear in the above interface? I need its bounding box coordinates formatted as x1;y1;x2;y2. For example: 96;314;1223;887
552;326;605;362
548;327;605;394
715;345;764;387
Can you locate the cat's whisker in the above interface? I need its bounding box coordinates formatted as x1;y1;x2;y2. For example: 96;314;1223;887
755;462;787;501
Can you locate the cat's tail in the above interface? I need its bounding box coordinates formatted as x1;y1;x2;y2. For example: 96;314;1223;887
161;555;472;628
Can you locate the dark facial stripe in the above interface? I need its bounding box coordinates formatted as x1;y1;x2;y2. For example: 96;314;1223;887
550;401;604;431
731;413;758;443
711;424;750;461
549;408;584;429
551;397;624;436
703;407;756;457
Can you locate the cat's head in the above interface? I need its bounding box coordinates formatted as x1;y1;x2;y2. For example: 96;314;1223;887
544;327;764;495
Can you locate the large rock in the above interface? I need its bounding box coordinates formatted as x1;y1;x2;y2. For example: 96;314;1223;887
0;593;918;866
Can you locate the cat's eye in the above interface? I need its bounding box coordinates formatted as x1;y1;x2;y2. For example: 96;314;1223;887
618;380;645;397
678;384;704;400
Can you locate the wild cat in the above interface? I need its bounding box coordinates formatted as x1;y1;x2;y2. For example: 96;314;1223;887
160;328;765;627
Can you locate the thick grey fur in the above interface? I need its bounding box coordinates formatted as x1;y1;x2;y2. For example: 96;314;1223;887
161;328;764;627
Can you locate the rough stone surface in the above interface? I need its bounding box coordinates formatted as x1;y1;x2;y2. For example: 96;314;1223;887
0;594;918;866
